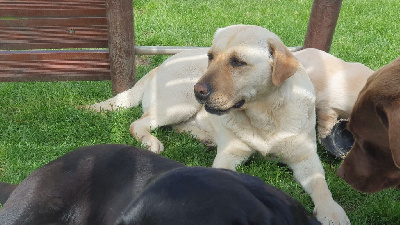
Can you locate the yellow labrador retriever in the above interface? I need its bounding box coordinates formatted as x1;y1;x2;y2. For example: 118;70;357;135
294;48;373;140
87;25;349;224
294;48;373;157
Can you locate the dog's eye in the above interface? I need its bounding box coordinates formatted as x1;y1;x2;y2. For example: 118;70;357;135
207;53;214;61
230;57;247;67
268;48;274;59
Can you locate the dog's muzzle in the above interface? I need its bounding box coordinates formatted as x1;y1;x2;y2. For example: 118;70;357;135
194;83;245;115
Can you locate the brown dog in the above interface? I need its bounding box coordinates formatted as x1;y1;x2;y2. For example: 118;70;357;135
337;57;400;193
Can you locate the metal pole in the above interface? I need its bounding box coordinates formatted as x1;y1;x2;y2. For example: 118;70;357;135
134;46;303;55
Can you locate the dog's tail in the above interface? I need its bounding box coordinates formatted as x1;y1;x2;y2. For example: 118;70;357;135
0;182;17;205
85;68;157;111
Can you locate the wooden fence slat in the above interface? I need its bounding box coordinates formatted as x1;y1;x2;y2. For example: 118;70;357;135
0;73;111;82
0;17;107;27
0;0;105;3
0;24;108;50
0;50;111;81
0;0;106;17
0;9;106;18
0;50;109;60
0;43;108;51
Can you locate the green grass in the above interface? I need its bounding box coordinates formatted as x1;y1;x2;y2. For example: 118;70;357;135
1;0;400;224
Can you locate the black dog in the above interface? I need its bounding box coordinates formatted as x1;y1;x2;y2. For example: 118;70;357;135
0;144;320;225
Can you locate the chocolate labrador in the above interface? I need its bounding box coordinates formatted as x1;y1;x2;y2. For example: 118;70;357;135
337;57;400;193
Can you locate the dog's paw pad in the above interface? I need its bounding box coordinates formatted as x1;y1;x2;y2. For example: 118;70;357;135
314;202;350;225
317;217;351;225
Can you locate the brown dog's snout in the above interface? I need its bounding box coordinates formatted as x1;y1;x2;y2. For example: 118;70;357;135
194;83;211;102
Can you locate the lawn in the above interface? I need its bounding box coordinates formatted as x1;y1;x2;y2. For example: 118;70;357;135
1;0;399;224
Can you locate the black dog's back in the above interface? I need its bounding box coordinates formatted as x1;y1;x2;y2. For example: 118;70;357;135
0;145;320;225
0;182;17;205
0;144;184;225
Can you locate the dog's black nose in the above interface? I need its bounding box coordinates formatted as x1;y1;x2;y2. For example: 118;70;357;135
194;83;211;101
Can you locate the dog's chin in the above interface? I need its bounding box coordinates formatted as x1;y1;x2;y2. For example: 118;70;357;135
351;182;382;194
204;100;245;115
344;175;391;193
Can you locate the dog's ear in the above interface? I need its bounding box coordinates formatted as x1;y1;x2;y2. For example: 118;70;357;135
268;38;300;87
379;103;400;168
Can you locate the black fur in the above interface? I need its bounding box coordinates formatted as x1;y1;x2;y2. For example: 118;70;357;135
0;183;16;206
0;144;320;225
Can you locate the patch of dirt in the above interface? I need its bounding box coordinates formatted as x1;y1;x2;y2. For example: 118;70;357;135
135;55;152;66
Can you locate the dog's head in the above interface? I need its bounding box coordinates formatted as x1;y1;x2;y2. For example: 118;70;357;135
194;25;300;115
337;57;400;193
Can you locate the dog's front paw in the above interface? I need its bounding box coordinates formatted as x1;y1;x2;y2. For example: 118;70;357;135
314;201;350;225
141;136;164;154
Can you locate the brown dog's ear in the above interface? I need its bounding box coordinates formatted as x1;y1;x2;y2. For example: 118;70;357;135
381;103;400;168
268;38;300;87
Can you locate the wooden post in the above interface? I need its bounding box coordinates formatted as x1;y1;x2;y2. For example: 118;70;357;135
105;0;135;94
304;0;342;52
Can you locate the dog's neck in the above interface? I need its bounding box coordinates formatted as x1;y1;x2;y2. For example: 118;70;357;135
222;71;314;137
245;78;294;123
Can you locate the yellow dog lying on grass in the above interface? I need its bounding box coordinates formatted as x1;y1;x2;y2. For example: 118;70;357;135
294;48;373;157
87;25;349;224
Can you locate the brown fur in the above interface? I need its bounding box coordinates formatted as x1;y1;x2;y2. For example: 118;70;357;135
337;57;400;193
